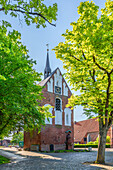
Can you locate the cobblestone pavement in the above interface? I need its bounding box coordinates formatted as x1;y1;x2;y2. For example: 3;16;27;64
0;148;113;170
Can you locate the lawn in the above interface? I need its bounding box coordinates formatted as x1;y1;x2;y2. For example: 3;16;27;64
0;155;10;165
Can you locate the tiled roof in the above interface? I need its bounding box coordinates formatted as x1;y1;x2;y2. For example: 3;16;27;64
74;118;99;142
39;68;58;86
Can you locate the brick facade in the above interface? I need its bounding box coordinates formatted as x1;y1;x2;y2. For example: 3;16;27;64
24;68;74;151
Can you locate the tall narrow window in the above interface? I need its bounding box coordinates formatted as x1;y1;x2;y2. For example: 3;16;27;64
55;98;62;125
66;114;69;124
56;81;58;86
56;98;61;111
64;108;71;126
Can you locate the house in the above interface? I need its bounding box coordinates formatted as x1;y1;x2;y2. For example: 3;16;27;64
24;48;74;151
74;118;113;147
0;139;10;147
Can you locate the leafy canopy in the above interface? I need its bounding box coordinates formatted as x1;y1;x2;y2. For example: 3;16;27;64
54;0;113;126
0;0;57;28
0;0;57;138
11;132;24;144
0;22;52;138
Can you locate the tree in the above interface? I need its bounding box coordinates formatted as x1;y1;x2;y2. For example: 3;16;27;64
54;0;113;164
0;0;57;28
11;132;24;144
0;22;52;138
0;1;57;137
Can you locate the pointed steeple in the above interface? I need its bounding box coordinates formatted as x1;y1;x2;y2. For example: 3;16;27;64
44;44;51;79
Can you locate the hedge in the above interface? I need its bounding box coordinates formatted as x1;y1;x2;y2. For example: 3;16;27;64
74;144;110;148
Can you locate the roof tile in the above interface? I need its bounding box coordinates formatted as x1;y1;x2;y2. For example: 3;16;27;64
74;118;99;142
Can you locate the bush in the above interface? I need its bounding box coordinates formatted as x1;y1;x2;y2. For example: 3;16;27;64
87;135;111;145
87;141;94;144
106;136;110;143
74;144;110;148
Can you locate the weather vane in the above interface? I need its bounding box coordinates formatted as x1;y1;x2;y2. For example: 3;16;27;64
46;44;49;51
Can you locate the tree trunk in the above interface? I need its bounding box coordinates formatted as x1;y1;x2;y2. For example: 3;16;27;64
96;126;107;164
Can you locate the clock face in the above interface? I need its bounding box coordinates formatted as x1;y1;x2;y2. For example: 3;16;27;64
55;86;61;94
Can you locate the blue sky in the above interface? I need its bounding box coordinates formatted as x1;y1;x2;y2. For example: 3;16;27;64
1;0;107;121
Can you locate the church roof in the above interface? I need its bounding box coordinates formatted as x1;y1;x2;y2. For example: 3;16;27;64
39;67;58;86
39;67;72;95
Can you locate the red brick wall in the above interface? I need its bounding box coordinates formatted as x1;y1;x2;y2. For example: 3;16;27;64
40;124;73;151
24;129;41;149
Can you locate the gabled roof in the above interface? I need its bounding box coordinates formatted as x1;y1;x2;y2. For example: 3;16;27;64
39;67;72;95
39;68;58;86
74;118;99;142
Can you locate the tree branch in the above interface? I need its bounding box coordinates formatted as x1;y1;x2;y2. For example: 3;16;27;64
69;54;81;62
82;52;96;82
110;69;113;74
93;55;108;73
0;7;56;27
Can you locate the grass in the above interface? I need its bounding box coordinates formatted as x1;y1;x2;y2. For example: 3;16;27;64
0;155;10;165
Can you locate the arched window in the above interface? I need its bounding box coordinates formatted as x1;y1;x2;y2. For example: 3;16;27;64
55;98;62;125
64;108;71;126
66;114;69;124
47;78;53;93
56;98;61;111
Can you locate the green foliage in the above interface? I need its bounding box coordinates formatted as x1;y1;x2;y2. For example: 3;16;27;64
74;144;110;148
54;1;113;163
54;0;113;130
11;132;23;144
0;22;53;137
106;136;111;143
0;0;57;27
0;155;10;165
0;0;57;137
88;139;98;145
54;0;113;119
95;137;99;144
87;141;94;144
88;136;110;145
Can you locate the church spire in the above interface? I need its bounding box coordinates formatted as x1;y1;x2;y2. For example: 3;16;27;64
44;44;51;79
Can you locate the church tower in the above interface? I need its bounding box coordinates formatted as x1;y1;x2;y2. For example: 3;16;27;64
44;45;51;79
24;48;74;151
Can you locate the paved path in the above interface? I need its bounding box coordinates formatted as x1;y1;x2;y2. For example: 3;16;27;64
0;148;113;170
0;149;26;162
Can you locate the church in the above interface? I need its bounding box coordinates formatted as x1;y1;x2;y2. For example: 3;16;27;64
24;48;74;151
